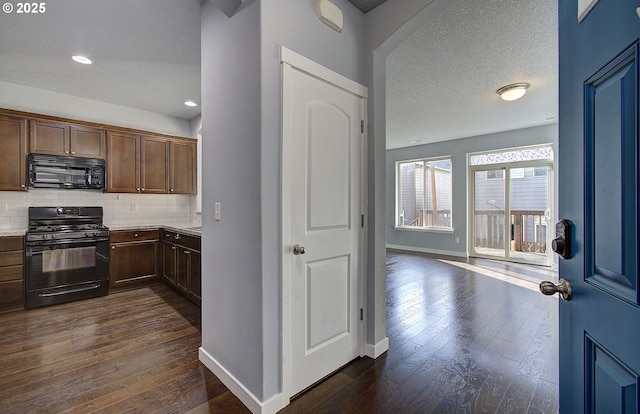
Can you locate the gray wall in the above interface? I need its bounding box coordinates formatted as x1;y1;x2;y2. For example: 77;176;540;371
200;0;366;403
364;0;460;347
200;0;263;400
386;124;558;255
0;81;192;137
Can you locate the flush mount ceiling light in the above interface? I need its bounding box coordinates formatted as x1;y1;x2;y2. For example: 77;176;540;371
72;55;92;65
496;83;530;101
184;100;198;107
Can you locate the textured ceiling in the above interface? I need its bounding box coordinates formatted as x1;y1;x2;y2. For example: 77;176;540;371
0;0;557;146
0;0;201;120
386;0;558;149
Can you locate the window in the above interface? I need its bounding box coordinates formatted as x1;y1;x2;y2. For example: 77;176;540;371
533;166;548;177
511;168;525;179
397;158;452;229
486;170;504;180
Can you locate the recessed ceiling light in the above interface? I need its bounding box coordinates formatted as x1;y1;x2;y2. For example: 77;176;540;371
72;55;92;65
409;139;423;144
184;101;198;107
496;83;530;101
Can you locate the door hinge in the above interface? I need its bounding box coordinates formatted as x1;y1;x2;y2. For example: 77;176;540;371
361;214;365;228
360;308;364;321
361;120;365;133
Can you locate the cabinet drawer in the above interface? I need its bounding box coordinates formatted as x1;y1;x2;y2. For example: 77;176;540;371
162;230;200;251
0;265;23;282
110;229;159;243
0;236;23;252
0;251;23;267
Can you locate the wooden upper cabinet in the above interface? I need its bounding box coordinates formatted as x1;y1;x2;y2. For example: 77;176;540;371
29;119;106;159
170;140;196;195
0;114;27;191
69;125;106;158
106;131;140;193
140;135;169;194
29;119;68;156
107;132;175;194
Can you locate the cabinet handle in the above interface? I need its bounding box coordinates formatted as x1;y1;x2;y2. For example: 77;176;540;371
134;233;139;238
65;150;70;154
20;184;26;188
170;188;174;192
111;246;115;249
171;246;176;250
141;188;145;191
184;251;190;255
71;151;76;155
175;234;181;240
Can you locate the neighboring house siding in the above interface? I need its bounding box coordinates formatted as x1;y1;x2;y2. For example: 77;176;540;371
474;168;548;212
399;163;451;226
474;168;549;245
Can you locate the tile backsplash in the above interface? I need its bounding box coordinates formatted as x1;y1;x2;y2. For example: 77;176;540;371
0;189;199;230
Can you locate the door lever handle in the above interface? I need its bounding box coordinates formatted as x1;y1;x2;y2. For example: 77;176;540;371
539;278;572;301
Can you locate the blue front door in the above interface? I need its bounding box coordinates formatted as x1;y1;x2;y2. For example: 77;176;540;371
559;0;640;412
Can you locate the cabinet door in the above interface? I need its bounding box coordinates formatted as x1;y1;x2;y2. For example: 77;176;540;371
162;241;177;285
69;125;106;159
29;119;69;156
140;135;169;194
0;277;23;313
109;240;158;288
176;248;190;293
0;115;27;191
189;250;201;303
169;140;196;194
106;131;140;193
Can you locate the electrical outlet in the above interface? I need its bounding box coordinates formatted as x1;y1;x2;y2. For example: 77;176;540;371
455;237;460;244
215;203;221;221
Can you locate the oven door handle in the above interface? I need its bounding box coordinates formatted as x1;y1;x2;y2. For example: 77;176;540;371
38;284;101;297
26;238;108;250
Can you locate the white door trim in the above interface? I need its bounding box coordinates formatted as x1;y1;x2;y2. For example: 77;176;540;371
280;47;368;99
280;46;368;404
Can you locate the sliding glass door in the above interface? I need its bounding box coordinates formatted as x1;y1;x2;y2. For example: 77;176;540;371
469;146;553;266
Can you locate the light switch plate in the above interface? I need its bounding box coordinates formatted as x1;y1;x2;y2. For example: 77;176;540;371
215;203;221;221
578;0;599;22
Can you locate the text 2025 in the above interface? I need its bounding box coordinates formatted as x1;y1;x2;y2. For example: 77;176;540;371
16;2;46;13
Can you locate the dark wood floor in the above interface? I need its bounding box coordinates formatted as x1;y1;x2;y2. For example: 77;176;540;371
0;250;558;413
281;250;559;414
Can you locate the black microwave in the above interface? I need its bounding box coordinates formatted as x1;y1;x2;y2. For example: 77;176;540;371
28;154;106;190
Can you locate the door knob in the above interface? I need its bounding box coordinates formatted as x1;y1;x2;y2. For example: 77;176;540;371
293;244;306;255
539;278;572;301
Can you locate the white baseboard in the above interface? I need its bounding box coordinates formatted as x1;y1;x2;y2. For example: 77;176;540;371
364;337;389;359
386;244;467;258
199;347;286;414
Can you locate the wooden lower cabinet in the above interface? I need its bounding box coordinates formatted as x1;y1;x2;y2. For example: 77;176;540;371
162;230;201;306
109;230;159;289
0;236;24;312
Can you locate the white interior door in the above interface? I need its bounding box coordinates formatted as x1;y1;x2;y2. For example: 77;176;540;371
282;48;366;399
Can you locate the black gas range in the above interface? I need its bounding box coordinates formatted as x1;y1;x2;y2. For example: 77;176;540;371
25;207;110;309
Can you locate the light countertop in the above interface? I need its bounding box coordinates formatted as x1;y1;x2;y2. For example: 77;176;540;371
0;223;202;238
